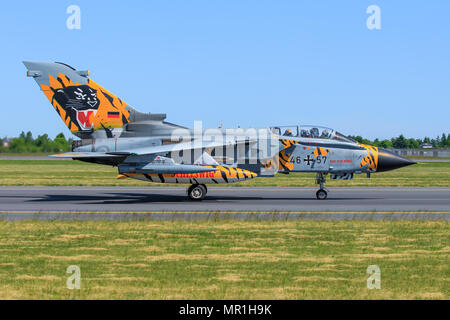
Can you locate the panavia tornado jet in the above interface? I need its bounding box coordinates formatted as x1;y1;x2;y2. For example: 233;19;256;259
23;61;416;200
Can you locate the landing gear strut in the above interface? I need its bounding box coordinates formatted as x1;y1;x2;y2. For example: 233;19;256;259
315;173;328;200
187;184;207;201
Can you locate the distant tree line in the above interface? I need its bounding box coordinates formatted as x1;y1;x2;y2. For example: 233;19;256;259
0;131;72;153
0;131;449;153
349;133;450;149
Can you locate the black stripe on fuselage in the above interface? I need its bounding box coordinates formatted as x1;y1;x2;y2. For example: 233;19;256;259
220;170;229;183
297;141;364;150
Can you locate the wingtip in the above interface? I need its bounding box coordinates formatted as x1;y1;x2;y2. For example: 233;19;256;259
49;152;86;157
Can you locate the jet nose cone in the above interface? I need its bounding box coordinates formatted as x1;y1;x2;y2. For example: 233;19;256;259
377;148;416;172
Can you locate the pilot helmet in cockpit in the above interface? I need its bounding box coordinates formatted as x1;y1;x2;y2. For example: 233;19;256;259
321;129;330;138
310;127;320;138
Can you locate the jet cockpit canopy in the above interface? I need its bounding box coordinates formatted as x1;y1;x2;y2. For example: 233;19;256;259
270;125;355;143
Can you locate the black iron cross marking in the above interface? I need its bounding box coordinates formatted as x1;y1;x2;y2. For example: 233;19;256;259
304;155;314;165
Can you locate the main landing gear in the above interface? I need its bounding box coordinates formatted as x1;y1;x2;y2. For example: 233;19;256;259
315;173;328;200
187;184;208;201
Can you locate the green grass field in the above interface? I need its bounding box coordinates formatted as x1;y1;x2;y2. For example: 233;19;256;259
0;160;448;300
0;220;447;300
0;160;449;187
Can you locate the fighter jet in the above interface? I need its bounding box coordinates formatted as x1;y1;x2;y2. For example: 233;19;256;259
23;61;415;200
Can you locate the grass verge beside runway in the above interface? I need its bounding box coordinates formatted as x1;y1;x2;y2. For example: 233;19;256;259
0;219;448;299
0;160;449;187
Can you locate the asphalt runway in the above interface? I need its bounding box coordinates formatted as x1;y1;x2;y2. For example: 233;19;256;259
0;186;449;220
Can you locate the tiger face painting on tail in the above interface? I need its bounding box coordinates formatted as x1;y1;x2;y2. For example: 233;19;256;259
40;73;130;132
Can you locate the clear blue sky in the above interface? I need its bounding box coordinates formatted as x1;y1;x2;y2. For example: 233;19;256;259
1;1;449;140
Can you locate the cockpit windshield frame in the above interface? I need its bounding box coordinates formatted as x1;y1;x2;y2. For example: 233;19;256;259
270;125;356;144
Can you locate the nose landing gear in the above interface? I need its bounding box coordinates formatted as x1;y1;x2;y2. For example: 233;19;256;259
315;173;328;200
187;184;207;201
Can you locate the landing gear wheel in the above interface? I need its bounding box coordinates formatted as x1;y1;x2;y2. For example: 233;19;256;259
187;184;207;201
316;189;327;200
315;172;329;200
